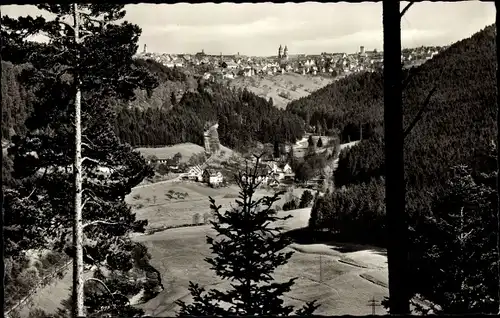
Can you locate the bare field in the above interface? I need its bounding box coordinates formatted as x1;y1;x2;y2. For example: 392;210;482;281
230;73;335;109
135;143;204;162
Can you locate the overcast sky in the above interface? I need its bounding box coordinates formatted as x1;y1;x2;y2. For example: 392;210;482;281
2;2;495;56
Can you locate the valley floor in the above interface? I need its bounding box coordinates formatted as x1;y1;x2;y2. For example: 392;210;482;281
134;208;389;316
19;203;389;317
16;141;382;317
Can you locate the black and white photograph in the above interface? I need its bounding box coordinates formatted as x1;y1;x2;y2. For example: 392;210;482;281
1;1;497;317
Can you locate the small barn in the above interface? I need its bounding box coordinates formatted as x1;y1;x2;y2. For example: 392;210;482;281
187;165;203;181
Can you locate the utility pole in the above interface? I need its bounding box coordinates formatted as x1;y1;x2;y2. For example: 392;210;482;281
319;254;323;282
72;3;85;317
383;1;409;314
367;296;381;315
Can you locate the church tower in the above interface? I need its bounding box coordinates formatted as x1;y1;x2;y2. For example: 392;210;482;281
278;45;283;59
143;44;147;54
283;45;288;60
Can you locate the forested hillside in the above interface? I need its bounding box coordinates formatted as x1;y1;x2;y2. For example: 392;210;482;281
287;25;496;149
1;61;34;140
293;24;496;196
2;57;305;152
307;24;497;314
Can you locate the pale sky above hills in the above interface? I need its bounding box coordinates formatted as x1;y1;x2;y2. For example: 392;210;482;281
2;2;495;56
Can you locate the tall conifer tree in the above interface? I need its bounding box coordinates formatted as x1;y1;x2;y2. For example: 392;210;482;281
177;158;319;316
2;4;161;316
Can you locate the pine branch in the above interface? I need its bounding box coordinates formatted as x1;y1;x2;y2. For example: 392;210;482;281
55;20;75;32
85;278;123;300
403;86;437;140
81;156;101;164
81;142;93;150
400;2;414;19
82;220;124;229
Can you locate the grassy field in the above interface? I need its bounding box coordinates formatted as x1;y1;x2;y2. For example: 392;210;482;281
133;209;389;316
229;73;335;109
135;143;236;163
135;143;204;162
126;183;389;316
17;161;391;317
17;182;389;317
126;182;307;232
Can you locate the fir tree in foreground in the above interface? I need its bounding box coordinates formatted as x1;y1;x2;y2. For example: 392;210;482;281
177;158;319;316
2;4;161;316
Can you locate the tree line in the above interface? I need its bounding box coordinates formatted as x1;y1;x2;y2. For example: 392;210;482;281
113;83;305;152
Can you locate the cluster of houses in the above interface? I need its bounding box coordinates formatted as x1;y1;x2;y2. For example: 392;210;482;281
240;161;295;187
175;159;295;188
149;150;296;188
135;44;445;81
178;165;225;187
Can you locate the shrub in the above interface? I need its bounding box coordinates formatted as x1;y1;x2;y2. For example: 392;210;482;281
283;200;298;211
299;190;314;208
203;212;211;224
192;213;201;224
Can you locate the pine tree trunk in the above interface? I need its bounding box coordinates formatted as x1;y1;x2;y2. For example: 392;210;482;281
496;5;500;315
383;1;409;314
72;3;85;317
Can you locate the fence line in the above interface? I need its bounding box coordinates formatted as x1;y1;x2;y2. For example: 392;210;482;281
4;260;72;317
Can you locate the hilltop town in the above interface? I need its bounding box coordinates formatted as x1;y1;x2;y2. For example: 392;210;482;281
134;44;447;81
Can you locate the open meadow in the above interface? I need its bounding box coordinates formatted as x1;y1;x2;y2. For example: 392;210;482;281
135;142;235;162
133;207;390;316
126;181;307;232
291;134;338;158
19;181;389;317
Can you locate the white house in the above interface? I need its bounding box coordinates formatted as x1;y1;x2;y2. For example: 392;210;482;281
226;61;238;69
243;67;253;77
202;169;223;187
223;72;235;79
282;163;293;174
241;166;271;185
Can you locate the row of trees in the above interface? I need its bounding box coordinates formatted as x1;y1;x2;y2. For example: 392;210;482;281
3;52;306;155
